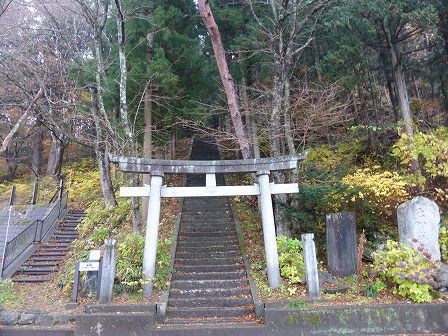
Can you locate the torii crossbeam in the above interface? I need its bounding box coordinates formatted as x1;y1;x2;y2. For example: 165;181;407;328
111;154;305;296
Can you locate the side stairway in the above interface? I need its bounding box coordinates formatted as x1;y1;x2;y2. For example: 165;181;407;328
158;139;261;333
13;210;85;283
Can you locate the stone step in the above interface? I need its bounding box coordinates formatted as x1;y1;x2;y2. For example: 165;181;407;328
168;297;253;308
13;277;50;283
175;251;241;259
18;268;54;275
173;271;246;281
154;322;265;336
178;236;237;242
176;241;239;249
179;227;236;237
48;238;76;243
30;255;65;262
44;243;71;248
171;279;248;290
179;235;238;245
169;287;252;299
59;227;78;231
33;251;67;257
39;247;69;252
181;209;231;214
175;257;243;266
23;261;59;267
166;306;254;319
180;218;231;222
176;242;240;253
174;264;244;273
0;326;74;335
179;227;236;233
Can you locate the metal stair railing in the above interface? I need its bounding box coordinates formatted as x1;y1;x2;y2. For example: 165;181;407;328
1;191;69;276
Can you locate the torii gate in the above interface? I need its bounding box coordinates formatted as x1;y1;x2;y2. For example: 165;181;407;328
111;154;305;296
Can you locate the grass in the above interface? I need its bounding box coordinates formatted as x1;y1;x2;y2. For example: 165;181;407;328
0;280;22;307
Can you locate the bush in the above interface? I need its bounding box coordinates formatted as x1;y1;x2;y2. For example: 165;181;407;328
337;167;409;217
440;221;448;262
372;240;438;303
392;127;448;187
277;235;304;284
116;233;145;293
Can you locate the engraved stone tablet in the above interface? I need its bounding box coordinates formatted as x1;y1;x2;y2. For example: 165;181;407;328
397;196;441;261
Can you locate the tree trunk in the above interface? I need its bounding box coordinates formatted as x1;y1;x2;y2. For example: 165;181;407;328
386;78;399;123
46;131;65;176
283;78;295;155
91;87;117;207
412;74;421;100
114;0;133;145
142;32;154;224
115;0;141;230
97;147;117;207
197;0;251;159
31;118;43;177
6;148;17;180
131;174;141;232
438;6;448;57
383;19;414;137
313;38;323;83
271;70;285;157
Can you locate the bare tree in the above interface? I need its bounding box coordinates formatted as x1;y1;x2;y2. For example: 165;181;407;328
197;0;252;159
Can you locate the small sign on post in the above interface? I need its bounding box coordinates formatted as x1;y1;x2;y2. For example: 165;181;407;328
79;261;100;272
67;250;102;309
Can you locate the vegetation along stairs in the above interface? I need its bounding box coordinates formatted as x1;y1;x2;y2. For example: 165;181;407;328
157;139;263;334
12;210;85;283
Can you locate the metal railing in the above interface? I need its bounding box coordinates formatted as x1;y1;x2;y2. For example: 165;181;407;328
1;191;69;275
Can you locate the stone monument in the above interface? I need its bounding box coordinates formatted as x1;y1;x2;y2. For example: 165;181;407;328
302;233;320;299
326;212;358;276
397;196;441;261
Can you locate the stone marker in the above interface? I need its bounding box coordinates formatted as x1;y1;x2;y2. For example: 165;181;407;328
398;196;441;261
302;233;320;299
99;239;117;304
326;212;357;276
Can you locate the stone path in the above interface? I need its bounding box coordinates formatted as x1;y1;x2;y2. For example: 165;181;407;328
13;210;84;283
160;139;258;329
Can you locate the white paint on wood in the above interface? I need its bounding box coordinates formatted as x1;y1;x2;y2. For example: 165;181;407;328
206;173;216;187
120;183;298;198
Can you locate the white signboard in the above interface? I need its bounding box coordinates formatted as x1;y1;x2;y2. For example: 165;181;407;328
79;261;100;272
89;250;101;261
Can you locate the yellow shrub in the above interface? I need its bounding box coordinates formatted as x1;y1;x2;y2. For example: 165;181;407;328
392;127;448;185
337;168;409;217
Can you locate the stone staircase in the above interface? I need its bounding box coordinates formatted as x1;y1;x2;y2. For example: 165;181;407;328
13;210;85;283
160;139;258;330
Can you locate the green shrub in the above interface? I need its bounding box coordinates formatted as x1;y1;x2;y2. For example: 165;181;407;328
372;240;438;303
277;235;304;284
440;222;448;262
0;280;22;306
116;233;145;293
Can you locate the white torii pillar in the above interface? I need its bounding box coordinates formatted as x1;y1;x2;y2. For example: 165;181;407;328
257;171;281;288
142;172;164;297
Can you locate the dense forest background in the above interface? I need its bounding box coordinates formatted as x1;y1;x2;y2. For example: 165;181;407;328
0;0;447;240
